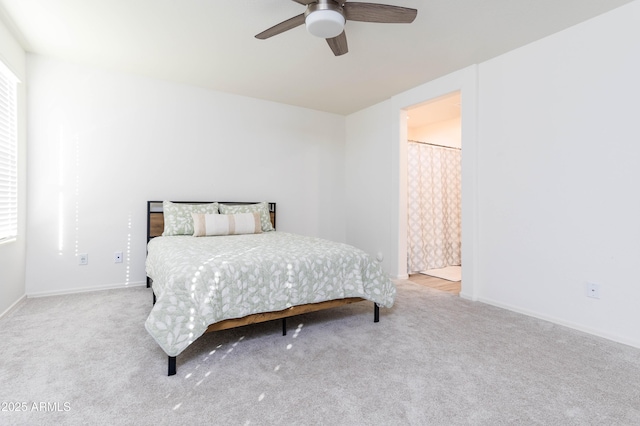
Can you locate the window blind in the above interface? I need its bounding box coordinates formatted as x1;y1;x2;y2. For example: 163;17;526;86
0;60;18;243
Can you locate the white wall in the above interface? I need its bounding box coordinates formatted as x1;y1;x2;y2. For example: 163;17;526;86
346;0;640;348
0;18;27;316
476;1;640;347
26;55;346;296
345;100;394;272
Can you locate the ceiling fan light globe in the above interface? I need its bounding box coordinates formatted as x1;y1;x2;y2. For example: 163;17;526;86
305;10;345;39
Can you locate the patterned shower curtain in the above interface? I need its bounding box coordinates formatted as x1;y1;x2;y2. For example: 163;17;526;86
407;141;462;273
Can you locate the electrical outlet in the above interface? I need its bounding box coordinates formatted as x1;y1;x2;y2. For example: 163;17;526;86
78;253;88;265
114;251;123;263
586;282;600;299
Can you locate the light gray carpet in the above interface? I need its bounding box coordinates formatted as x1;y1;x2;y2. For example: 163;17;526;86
1;280;639;425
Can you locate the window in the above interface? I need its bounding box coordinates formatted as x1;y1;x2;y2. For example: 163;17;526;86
0;59;18;243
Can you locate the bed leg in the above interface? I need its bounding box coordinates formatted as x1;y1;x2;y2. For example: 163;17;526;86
168;356;176;376
374;303;379;323
282;317;287;336
148;277;156;305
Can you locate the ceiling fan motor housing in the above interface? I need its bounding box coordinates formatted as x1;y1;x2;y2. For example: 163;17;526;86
255;0;417;56
305;1;345;39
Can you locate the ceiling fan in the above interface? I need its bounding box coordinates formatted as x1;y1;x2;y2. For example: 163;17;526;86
255;0;418;56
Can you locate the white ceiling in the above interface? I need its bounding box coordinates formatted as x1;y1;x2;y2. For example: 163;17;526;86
0;0;634;115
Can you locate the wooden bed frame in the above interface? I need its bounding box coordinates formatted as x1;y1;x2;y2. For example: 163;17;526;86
146;201;379;376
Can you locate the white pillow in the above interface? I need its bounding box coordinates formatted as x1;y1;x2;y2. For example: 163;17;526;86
192;212;262;237
219;202;274;232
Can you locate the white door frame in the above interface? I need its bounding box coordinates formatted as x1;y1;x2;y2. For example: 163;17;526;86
390;65;479;300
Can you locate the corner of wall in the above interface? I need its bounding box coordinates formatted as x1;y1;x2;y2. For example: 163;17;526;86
0;15;27;317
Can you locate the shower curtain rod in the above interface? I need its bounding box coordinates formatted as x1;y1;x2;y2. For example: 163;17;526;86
408;140;461;151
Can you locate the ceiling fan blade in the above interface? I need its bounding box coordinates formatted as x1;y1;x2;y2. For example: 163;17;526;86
326;31;348;56
291;0;317;4
255;14;306;39
344;2;417;23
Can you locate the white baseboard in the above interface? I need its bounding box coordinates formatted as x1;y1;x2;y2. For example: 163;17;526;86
477;296;640;350
27;281;147;298
458;291;477;302
0;294;27;319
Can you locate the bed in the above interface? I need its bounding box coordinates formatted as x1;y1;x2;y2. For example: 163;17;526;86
145;201;396;376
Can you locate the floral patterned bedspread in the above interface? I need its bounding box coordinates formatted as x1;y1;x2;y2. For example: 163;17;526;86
145;232;396;356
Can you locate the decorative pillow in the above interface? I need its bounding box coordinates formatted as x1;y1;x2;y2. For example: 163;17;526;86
162;201;219;236
192;212;262;237
219;202;274;232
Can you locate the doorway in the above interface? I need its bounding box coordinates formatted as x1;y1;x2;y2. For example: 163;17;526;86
391;65;478;300
405;92;462;294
